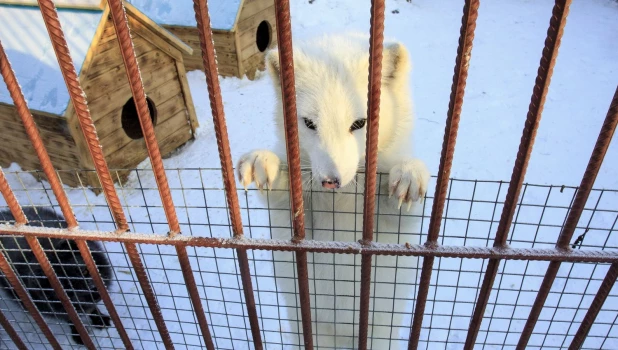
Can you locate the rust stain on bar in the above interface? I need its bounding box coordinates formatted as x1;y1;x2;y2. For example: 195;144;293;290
0;244;62;349
0;307;27;350
77;240;134;350
272;0;313;347
25;236;96;349
106;0;179;235
2;225;618;263
176;246;215;350
408;1;479;348
517;86;618;349
0;170;26;226
359;1;386;348
569;262;618;350
464;1;572;349
192;0;262;348
35;0;128;231
1;34;134;350
125;242;175;349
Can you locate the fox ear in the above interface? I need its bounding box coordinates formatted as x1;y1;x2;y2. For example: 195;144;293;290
265;48;281;86
382;42;411;86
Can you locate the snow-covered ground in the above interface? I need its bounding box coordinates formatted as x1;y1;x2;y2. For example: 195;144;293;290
0;0;617;349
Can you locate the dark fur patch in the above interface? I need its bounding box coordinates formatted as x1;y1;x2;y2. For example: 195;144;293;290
0;207;113;344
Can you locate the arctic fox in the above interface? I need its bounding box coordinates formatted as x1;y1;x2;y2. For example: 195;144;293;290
237;33;430;349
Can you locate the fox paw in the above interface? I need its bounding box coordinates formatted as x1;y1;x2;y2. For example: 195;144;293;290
388;159;430;211
237;150;281;191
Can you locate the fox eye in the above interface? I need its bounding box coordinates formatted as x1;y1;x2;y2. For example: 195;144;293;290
303;118;317;131
350;119;367;132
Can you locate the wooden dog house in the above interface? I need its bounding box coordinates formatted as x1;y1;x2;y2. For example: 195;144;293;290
128;0;277;80
0;0;199;188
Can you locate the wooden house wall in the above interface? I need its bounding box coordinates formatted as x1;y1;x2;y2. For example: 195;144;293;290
0;103;84;186
164;25;240;77
238;0;276;79
76;14;195;183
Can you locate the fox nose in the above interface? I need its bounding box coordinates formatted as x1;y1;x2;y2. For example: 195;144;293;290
321;177;340;189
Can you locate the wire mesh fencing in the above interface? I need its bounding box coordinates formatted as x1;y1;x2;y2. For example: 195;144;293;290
0;168;616;349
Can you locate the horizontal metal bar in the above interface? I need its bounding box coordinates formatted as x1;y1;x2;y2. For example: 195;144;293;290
0;225;616;263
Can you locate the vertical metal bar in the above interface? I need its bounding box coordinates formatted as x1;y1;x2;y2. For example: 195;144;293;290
0;308;26;350
176;245;215;350
271;0;313;347
35;0;128;231
105;0;179;234
358;0;386;349
463;1;571;348
105;1;222;348
517;86;618;349
0;37;134;350
407;1;479;348
191;0;263;348
569;262;618;350
123;243;174;348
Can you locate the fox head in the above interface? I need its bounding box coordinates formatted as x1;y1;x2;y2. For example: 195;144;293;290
266;34;413;189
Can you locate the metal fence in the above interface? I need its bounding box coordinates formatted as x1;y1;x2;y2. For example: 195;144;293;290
0;0;616;349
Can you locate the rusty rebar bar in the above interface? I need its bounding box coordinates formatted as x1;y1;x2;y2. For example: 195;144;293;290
464;1;572;348
568;262;618;350
25;235;96;349
77;240;134;350
0;170;26;226
192;0;263;348
124;243;174;348
36;0;128;231
2;225;618;263
176;246;215;350
358;1;386;348
271;0;314;347
0;237;62;349
106;0;179;234
0;36;134;350
516;86;618;349
408;1;479;348
0;307;26;350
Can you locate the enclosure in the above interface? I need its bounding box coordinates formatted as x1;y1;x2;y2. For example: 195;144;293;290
0;0;617;349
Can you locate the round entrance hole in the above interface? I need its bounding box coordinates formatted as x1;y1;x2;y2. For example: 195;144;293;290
256;20;271;52
121;97;157;140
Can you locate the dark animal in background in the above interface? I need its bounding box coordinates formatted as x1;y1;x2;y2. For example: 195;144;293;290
0;207;113;345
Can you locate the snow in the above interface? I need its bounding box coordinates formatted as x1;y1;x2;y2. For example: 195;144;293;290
1;0;618;349
126;0;242;30
0;5;103;115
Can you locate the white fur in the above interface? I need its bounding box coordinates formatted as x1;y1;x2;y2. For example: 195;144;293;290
237;33;430;349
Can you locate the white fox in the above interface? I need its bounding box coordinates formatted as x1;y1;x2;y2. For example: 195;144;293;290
237;33;430;349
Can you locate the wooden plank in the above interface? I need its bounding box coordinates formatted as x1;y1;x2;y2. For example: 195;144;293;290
238;0;272;22
105;109;193;169
83;50;174;105
94;79;183;141
242;52;267;80
125;10;185;60
238;7;276;50
0;104;82;174
86;38;158;80
175;60;199;134
97;89;186;148
124;2;193;55
78;7;110;81
86;64;177;121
